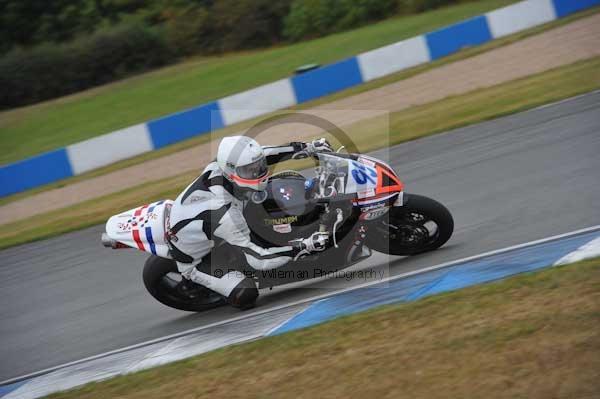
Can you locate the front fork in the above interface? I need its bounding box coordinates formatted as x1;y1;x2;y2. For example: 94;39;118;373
346;224;371;263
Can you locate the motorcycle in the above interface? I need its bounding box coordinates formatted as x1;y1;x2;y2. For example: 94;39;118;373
102;151;453;311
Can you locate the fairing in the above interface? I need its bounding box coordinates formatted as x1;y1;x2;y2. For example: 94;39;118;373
105;200;173;258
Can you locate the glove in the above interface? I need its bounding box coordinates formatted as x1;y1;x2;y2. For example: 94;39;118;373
305;138;333;156
290;231;329;253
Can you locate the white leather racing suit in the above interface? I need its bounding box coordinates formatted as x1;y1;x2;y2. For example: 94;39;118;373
168;142;309;282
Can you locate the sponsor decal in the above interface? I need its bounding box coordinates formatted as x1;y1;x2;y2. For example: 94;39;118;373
273;223;292;233
279;187;293;201
117;222;132;232
164;203;178;243
355;192;397;205
360;201;386;212
358;157;376;167
394;191;404;207
361;207;389;220
188;195;202;203
359;201;389;220
357;188;375;199
125;212;158;229
264;215;299;225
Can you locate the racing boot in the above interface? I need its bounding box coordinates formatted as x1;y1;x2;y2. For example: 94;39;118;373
189;268;258;309
178;277;209;299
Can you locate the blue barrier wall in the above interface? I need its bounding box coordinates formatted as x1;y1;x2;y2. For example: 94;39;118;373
148;102;224;149
425;16;492;60
553;0;600;17
1;0;598;197
291;57;364;103
1;149;73;196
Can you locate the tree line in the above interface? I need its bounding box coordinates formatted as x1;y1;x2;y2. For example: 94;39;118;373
1;0;472;109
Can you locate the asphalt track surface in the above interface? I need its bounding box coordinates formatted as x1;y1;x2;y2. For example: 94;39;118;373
1;92;599;381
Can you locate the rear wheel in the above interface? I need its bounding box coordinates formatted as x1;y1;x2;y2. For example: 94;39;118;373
367;194;453;256
142;256;227;312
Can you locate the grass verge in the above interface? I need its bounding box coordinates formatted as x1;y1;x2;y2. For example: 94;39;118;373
0;5;596;208
47;257;600;399
0;57;598;250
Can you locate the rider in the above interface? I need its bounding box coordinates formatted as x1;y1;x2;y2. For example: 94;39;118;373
167;135;333;308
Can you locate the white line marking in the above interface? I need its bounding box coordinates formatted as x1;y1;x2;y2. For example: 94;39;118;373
531;89;600;111
554;236;600;266
2;224;599;386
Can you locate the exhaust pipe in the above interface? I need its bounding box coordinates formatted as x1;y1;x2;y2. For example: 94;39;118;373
101;233;128;249
101;233;114;248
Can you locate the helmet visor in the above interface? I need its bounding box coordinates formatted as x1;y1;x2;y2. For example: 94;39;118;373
236;156;268;180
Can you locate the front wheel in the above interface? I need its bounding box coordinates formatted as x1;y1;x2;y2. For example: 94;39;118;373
366;194;454;256
142;256;227;312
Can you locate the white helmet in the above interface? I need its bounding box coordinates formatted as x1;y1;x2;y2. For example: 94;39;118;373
217;136;268;191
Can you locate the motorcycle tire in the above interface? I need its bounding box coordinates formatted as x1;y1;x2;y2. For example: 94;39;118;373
367;193;454;256
143;255;227;312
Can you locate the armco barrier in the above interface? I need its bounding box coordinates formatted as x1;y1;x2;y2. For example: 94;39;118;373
1;0;598;197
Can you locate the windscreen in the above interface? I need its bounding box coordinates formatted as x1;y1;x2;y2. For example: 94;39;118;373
317;153;350;176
